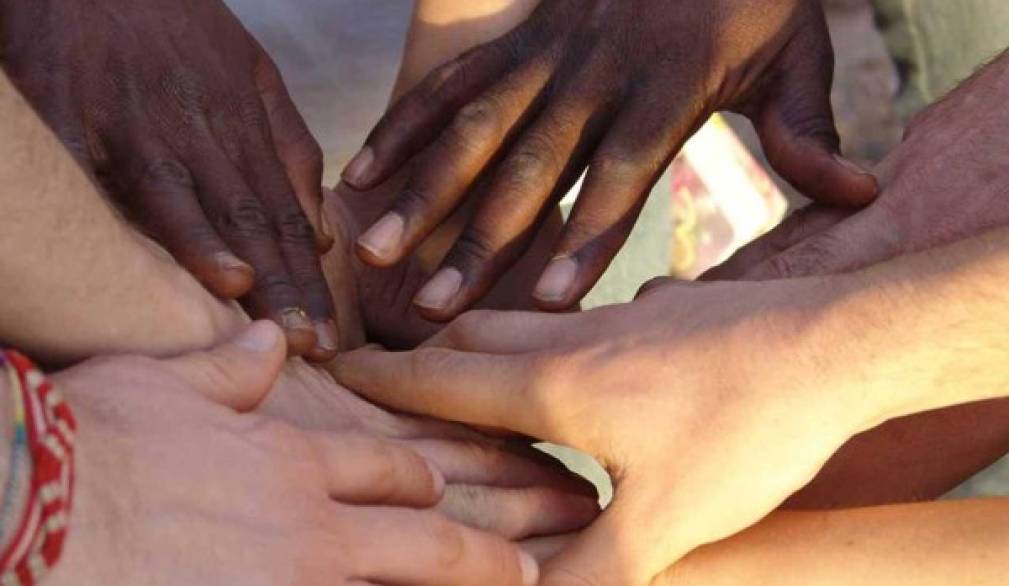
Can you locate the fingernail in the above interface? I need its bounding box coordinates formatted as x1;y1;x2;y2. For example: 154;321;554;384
215;251;251;273
534;256;579;304
357;213;404;262
413;268;463;312
313;319;340;352
343;146;375;187
278;307;313;333
235;320;281;352
519;551;540;586
426;460;446;497
834;154;872;177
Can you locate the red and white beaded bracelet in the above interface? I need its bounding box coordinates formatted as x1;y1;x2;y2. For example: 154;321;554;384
0;351;76;585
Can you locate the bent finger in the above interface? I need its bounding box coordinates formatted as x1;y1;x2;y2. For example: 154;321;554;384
238;139;338;361
535;86;701;310
312;431;444;508
404;437;596;495
414;95;609;321
183;140;317;355
355;56;554;269
253;49;331;250
342;34;527;191
439;484;600;540
334;347;567;444
347;507;539;586
753;26;877;207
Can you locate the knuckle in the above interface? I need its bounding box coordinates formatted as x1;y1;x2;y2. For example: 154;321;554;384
499;145;557;191
275;207;317;246
137;158;194;191
234;95;269;134
254;269;298;301
591;150;649;182
441;99;503;155
395;184;437;217
451;229;499;264
222;194;271;234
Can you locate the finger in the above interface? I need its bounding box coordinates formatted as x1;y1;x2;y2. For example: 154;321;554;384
521;533;578;563
347;507;539;586
342;34;526;191
405;437;597;495
354;57;554;268
334;347;569;444
99;118;257;298
121;151;255;298
182;141;317;355
253;49;332;251
413;95;610;320
752;25;878;208
161;320;286;411
743;206;895;280
699;204;851;281
439;484;599;540
237;135;339;362
311;431;444;508
423;309;596;354
534;86;701;311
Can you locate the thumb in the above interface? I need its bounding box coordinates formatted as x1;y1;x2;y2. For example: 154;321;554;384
162;320;288;411
752;34;878;208
743;207;895;280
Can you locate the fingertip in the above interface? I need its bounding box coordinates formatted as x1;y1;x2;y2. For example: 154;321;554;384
275;308;318;356
233;319;286;355
413;267;465;322
304;319;340;363
783;146;879;209
199;252;255;299
533;257;582;311
342;146;377;190
355;212;406;267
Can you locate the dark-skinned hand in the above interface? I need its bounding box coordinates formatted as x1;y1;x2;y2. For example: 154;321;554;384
0;0;338;359
341;0;877;321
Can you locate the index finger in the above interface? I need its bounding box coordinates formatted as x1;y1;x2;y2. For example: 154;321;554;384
332;347;569;445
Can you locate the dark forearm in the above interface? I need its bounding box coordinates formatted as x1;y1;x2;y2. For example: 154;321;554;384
788;400;1009;508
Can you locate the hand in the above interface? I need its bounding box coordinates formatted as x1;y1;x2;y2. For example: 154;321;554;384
323;182;561;349
706;49;1009;280
1;0;338;359
259;357;601;542
341;0;877;321
334;278;867;585
49;322;541;586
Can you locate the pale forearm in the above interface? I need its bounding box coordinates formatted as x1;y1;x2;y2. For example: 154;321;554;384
667;498;1009;586
807;227;1009;436
0;72;243;364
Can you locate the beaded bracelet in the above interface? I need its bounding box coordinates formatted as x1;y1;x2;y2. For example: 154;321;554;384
0;351;76;585
0;354;29;539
